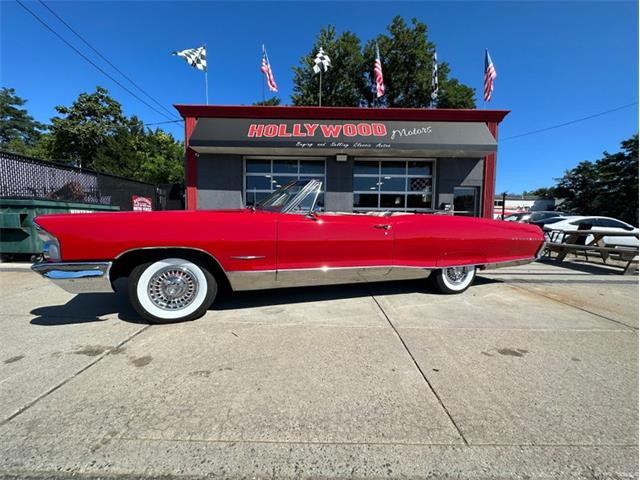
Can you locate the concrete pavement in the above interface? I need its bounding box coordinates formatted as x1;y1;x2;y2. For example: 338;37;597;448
0;260;637;479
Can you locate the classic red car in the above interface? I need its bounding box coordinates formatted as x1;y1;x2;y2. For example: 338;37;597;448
32;179;544;323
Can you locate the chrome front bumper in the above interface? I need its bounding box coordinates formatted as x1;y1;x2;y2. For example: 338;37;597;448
31;262;113;294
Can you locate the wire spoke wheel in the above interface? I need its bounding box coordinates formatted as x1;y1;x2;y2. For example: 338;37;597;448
147;266;199;311
444;266;471;286
129;257;217;324
432;265;476;294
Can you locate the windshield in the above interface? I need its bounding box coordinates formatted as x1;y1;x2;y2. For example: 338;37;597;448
254;179;320;213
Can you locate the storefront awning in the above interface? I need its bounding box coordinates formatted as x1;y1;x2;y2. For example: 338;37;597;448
188;118;497;157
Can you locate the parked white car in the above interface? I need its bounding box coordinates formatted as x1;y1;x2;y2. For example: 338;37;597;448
545;216;639;247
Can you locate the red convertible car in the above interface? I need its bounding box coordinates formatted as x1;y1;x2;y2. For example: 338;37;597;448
32;180;544;323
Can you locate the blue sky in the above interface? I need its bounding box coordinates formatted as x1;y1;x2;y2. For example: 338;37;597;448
1;1;638;193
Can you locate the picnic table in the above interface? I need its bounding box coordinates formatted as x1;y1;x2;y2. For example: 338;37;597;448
543;228;639;274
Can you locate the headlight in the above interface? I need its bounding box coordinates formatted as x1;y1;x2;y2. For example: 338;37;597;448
34;222;61;262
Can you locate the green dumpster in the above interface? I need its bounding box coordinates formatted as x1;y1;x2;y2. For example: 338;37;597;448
0;198;119;259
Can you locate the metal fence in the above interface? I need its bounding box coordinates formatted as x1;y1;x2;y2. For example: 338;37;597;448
0;150;159;211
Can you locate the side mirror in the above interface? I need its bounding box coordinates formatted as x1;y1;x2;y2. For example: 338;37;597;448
305;211;318;221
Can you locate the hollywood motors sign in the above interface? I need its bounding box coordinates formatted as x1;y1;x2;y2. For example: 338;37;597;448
247;122;388;138
188;117;496;154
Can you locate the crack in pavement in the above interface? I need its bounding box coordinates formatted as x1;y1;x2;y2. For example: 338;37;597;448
368;291;469;446
505;282;638;331
0;325;151;429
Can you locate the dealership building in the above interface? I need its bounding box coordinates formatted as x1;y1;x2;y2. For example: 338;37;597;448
175;105;509;218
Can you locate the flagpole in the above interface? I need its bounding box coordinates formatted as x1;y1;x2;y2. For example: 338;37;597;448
204;43;209;105
205;70;209;105
482;49;486;110
261;44;265;103
319;70;322;107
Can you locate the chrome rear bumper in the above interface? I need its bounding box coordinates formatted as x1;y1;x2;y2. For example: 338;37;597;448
31;262;113;294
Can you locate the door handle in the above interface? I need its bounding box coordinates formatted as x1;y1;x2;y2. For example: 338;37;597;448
374;224;391;230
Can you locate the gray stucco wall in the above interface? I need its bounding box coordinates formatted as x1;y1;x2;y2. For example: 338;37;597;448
435;158;484;210
196;153;244;210
325;158;354;212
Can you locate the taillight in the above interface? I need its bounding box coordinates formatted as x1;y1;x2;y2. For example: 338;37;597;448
34;222;61;262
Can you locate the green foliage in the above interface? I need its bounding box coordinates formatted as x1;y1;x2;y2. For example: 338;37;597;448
292;26;367;107
138;129;185;184
546;134;639;225
47;86;127;167
0;87;45;146
522;187;555;198
253;97;282;106
293;16;475;108
2;86;184;185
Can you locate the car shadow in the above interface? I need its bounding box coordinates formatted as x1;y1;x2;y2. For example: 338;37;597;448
29;276;502;325
213;275;502;311
30;279;145;326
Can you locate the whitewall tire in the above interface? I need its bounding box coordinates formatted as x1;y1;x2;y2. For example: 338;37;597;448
128;258;217;324
432;266;476;294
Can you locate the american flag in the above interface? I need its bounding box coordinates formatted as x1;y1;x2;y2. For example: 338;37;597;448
172;46;207;71
261;45;278;92
484;50;497;102
431;51;438;105
374;43;385;98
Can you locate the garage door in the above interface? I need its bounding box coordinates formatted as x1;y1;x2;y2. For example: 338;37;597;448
353;158;434;212
245;157;326;209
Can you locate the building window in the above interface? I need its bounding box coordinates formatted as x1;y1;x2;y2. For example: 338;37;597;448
245;158;326;209
353;159;434;212
453;187;480;216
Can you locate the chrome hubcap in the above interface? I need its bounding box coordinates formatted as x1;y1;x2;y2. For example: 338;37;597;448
445;267;471;285
147;266;199;310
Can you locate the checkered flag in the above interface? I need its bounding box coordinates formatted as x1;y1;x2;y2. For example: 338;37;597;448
431;51;438;104
313;48;331;74
172;46;207;71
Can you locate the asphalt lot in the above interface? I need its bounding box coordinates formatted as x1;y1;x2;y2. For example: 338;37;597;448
0;260;637;479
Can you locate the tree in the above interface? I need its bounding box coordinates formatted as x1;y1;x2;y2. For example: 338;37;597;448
44;87;184;184
253;97;281;106
522;187;556;198
291;26;367;107
552;134;638;225
136;129;184;184
362;17;475;108
292;17;476;108
1;86;184;184
91;116;148;178
47;86;127;167
0;87;45;147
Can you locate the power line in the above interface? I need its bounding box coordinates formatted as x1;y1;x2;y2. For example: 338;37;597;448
144;119;183;127
16;0;175;122
38;0;178;120
503;102;638;141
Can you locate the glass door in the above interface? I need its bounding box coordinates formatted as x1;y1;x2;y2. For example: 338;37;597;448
453;187;480;217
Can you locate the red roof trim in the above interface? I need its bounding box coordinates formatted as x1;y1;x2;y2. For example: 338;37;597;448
174;104;510;123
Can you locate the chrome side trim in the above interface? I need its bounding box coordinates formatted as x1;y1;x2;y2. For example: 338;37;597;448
226;270;277;291
227;256;540;291
227;266;432;291
230;255;266;260
31;262;113;294
479;257;537;270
